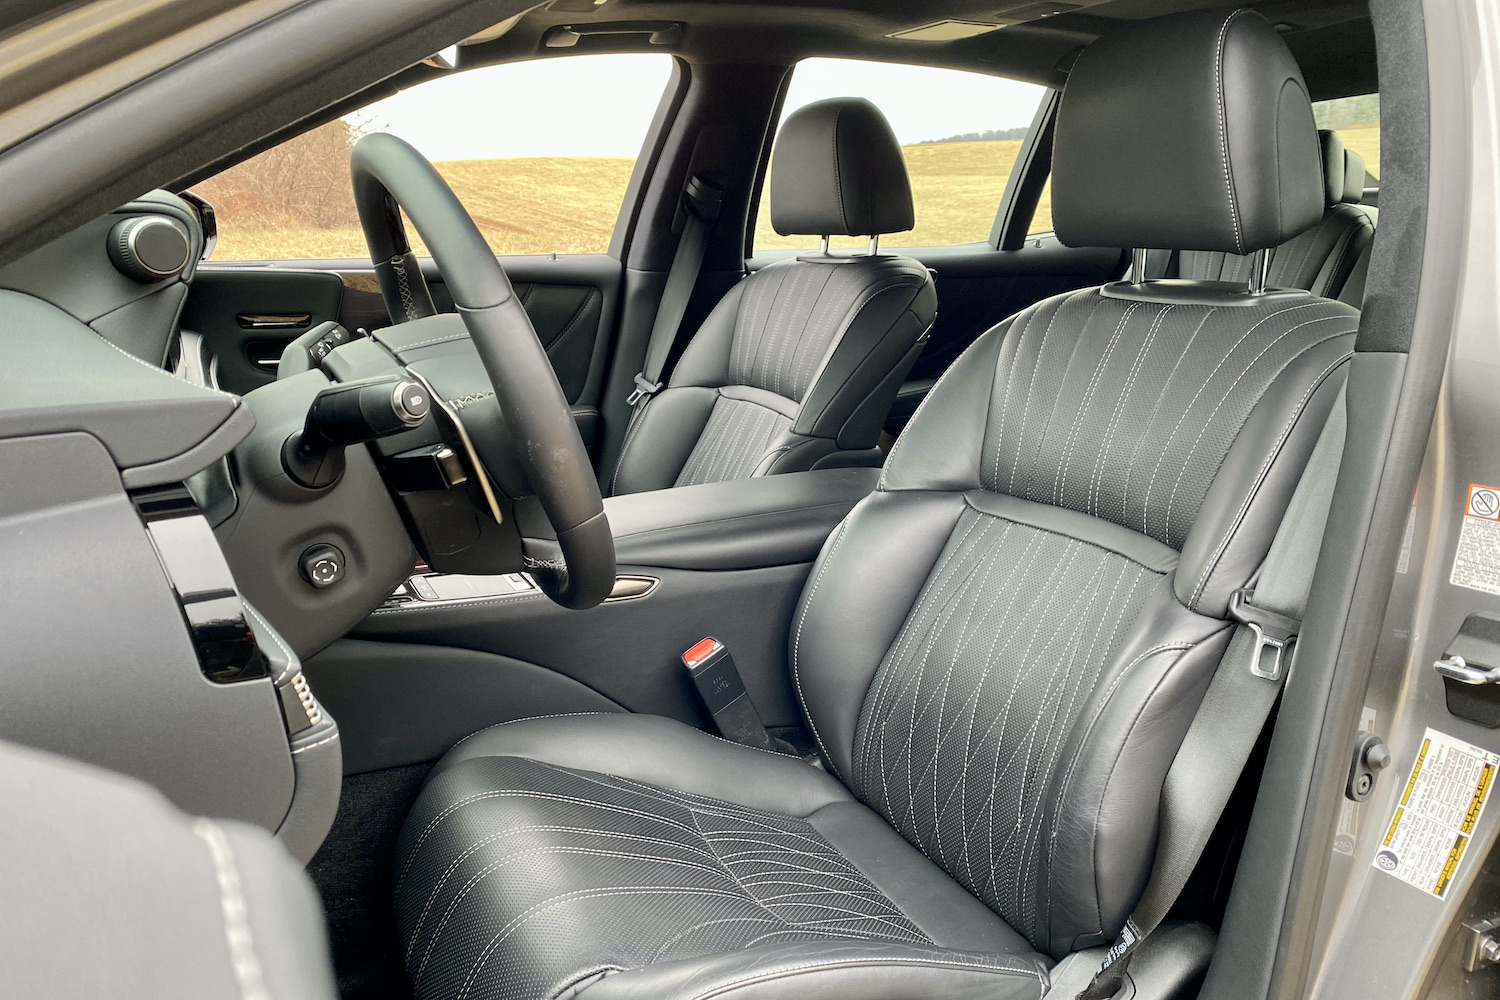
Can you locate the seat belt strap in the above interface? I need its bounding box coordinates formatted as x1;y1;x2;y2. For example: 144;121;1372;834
625;174;724;409
1078;384;1347;1000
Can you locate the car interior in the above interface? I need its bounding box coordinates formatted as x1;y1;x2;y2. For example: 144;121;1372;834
0;0;1448;998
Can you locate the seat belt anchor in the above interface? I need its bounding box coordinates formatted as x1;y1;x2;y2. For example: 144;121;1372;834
627;373;662;407
1228;587;1299;682
681;174;724;225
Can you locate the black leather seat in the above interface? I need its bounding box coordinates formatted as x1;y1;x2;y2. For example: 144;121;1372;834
609;98;938;496
0;738;338;999
1156;129;1376;299
395;11;1361;999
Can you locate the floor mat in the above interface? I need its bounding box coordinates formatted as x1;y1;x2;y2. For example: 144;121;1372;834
307;763;433;1000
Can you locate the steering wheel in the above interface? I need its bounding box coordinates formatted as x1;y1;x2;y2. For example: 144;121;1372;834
349;132;614;610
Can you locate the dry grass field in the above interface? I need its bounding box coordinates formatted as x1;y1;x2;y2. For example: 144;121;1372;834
203;155;640;260
202;128;1374;262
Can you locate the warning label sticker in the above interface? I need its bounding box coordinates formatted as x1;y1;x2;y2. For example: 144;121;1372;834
1451;484;1500;596
1373;728;1499;898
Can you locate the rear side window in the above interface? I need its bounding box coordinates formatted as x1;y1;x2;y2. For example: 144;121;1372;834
193;54;674;261
752;59;1050;252
1313;94;1380;179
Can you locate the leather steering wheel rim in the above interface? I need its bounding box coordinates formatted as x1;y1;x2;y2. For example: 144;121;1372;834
350;132;614;610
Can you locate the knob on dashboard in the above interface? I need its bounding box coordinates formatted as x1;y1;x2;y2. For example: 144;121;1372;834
107;216;191;282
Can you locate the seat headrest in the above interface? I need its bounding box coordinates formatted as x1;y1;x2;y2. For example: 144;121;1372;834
1316;130;1369;205
1341;145;1368;205
1319;129;1346;205
1053;9;1325;255
770;98;915;238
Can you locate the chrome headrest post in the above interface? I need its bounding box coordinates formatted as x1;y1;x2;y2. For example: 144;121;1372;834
820;235;831;255
1129;248;1148;284
868;234;880;256
1248;248;1272;294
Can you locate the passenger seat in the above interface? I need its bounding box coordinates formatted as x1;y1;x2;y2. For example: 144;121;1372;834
1147;129;1376;299
608;98;938;496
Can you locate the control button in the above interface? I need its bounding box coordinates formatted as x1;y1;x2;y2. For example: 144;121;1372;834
299;543;346;588
393;380;431;425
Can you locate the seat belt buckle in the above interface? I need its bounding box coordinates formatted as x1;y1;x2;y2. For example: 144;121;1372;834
1228;587;1300;682
682;637;777;752
626;373;661;407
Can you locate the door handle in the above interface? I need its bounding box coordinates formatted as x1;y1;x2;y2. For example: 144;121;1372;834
237;313;311;329
1435;654;1500;685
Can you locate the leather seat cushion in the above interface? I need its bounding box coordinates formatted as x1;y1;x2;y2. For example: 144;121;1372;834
396;716;1050;1000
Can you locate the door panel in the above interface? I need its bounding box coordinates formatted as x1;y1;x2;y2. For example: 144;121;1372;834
181;268;343;395
747;236;1126;431
183;254;621;446
415;254;618;411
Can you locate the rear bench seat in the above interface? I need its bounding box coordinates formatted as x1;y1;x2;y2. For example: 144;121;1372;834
1144;128;1377;300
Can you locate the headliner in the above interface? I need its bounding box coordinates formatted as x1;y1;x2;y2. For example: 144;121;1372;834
452;0;1374;98
193;0;1373;189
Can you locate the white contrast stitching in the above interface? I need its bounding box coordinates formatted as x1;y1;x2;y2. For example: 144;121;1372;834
193;820;273;1000
1214;10;1246;253
1188;350;1352;608
291;729;341;754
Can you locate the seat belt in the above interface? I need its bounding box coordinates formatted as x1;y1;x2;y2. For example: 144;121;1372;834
624;173;724;411
1076;384;1348;1000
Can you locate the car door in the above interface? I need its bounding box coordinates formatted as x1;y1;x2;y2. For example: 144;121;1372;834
179;53;680;451
743;60;1125;432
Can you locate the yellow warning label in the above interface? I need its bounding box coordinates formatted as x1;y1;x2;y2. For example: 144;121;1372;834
1465;764;1495;834
1435;835;1470;898
1384;807;1404;847
1402;738;1429;807
1374;728;1500;898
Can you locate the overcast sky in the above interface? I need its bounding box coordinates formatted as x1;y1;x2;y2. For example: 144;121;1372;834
357;55;1047;161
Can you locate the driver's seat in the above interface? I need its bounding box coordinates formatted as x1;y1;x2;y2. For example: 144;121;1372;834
608;97;937;495
395;11;1360;1000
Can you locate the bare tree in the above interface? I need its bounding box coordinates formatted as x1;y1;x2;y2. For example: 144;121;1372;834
193;118;366;229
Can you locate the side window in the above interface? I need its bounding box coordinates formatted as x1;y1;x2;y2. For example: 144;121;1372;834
194;54;674;261
752;59;1049;253
1313;94;1380;179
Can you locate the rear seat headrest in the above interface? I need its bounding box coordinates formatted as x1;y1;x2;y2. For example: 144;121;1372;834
1052;8;1325;255
1319;130;1346;205
1340;146;1368;205
770;97;914;238
1318;129;1368;205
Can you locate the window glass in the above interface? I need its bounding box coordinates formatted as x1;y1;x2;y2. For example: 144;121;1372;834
1313;94;1380;179
194;54;674;260
752;59;1049;252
